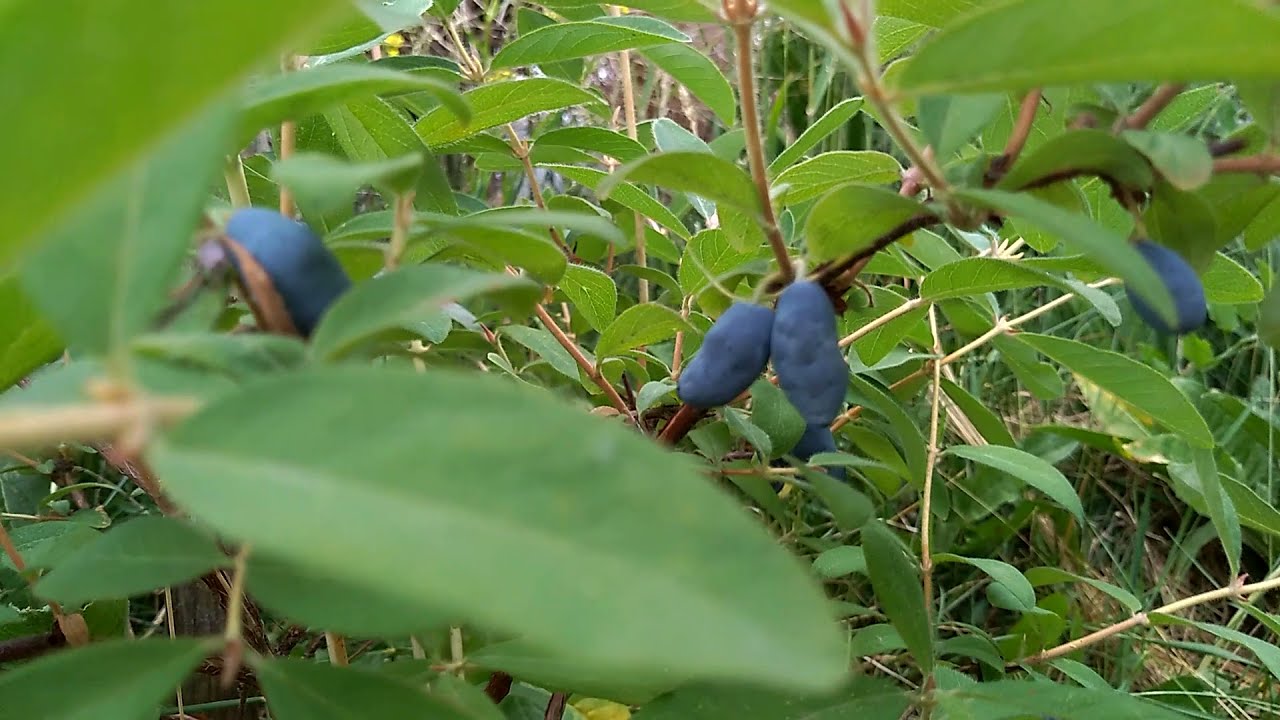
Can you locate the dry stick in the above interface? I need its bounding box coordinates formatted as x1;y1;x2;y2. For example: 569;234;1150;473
985;89;1042;186
385;191;418;270
0;397;199;454
729;10;793;284
1022;573;1280;665
919;305;944;628
610;6;649;303
0;520;89;646
165;585;185;718
220;544;252;687
504;125;573;257
830;278;1120;431
544;691;569;720
278;59;300;217
1213;154;1280;175
1114;83;1186;131
535;304;635;421
223;155;252;209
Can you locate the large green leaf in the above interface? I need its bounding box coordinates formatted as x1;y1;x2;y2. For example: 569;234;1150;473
596;304;695;357
878;0;988;26
773;151;902;206
861;519;933;672
545;164;692;241
1201;253;1265;304
1018;333;1213;448
0;637;215;720
309;264;540;360
805;185;934;263
492;16;687;68
240;63;468;144
147;367;847;691
471;639;684;706
417;79;605;147
0;0;346;267
598;152;760;215
255;657;476;719
20;106;232;358
768;98;865;175
995;129;1154;192
677;229;761;296
934;679;1188;720
634;675;913;720
642;44;736;125
0;276;61;392
560;265;618;332
898;0;1280;95
946;445;1084;521
324;97;427;195
34;517;228;607
933;554;1037;613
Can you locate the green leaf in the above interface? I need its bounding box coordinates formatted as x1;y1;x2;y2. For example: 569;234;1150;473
1201;253;1264;304
773;151;902;206
920;257;1061;300
502;326;581;379
34;517;227;606
1238;83;1280;141
560;265;618;332
1018;333;1213;448
492;16;687;69
641;44;736;125
808;473;874;532
148;367;847;691
324;97;427;195
248;552;450;637
749;379;805;458
897;0;1280;95
537;127;647;163
240;63;469;144
941;380;1016;447
861;519;933;672
1173;618;1280;681
805;185;934;263
0;0;347;267
417;79;604;147
599;152;760;215
432;225;568;284
878;0;986;26
305;0;433;56
309;264;540;360
995;129;1153;192
812;545;866;579
0;637;215;720
255;657;475;719
0;277;61;392
1121;130;1213;191
541;164;692;241
21;106;232;357
1175;447;1241;576
768;98;865;175
597;304;695;357
917;92;1004;159
466;207;627;247
470;640;683;706
678;229;761;296
945;445;1085;521
934;679;1188;720
1025;566;1141;614
957;188;1177;326
635;675;913;720
272;152;424;216
934;554;1037;613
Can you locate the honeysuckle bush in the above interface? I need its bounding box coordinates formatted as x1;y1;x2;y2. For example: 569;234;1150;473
0;0;1279;718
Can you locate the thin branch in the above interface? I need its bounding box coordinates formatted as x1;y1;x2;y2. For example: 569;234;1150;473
223;155;252;209
1213;154;1280;175
278;57;301;217
504;125;573;258
726;2;793;284
813;213;941;289
1022;572;1280;665
985;89;1042;186
0;397;198;454
1114;83;1185;131
920;305;944;627
611;6;649;303
838;297;926;348
484;672;514;703
534;305;635;422
385;191;418;271
544;692;569;720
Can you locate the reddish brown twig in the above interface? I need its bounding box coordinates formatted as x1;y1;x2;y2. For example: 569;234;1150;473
1212;154;1280;175
544;692;569;720
1114;83;1185;131
484;672;514;703
985;89;1042;186
534;305;635;422
658;403;707;445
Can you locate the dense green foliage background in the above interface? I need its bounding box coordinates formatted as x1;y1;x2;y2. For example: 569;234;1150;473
0;0;1279;718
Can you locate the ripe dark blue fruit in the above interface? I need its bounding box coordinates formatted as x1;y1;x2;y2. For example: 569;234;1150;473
790;423;846;482
771;280;847;425
1125;238;1207;335
677;302;774;408
222;207;351;338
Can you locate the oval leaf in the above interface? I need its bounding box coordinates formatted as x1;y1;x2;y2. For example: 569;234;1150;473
861;519;934;672
417;78;605;147
596;303;695;357
806;185;935;265
773;151;902;206
598;152;760;215
492;17;687;69
946;445;1085;521
147;367;847;691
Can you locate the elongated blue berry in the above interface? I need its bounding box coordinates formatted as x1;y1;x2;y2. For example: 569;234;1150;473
1125;239;1207;335
790;423;846;482
771;280;847;424
222;208;351;337
677;302;774;408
